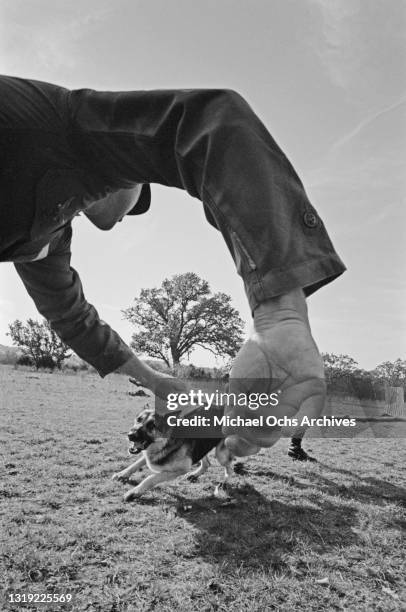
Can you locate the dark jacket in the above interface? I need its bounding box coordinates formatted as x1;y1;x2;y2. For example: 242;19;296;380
1;76;346;375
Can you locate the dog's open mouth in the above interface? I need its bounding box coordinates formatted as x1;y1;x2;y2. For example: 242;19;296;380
128;440;148;455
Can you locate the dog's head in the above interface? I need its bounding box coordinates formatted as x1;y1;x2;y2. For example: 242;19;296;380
127;404;157;455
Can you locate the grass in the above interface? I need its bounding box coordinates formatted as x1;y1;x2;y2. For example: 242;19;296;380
1;365;405;611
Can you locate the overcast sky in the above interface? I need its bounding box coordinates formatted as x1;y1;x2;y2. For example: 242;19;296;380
0;0;405;370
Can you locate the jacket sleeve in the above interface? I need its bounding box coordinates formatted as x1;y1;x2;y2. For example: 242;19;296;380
14;225;134;377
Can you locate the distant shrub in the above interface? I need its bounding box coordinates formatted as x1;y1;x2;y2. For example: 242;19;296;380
37;354;57;370
171;363;231;382
325;372;386;401
0;347;20;365
15;353;57;371
61;358;99;375
63;359;91;373
173;364;211;380
212;364;231;381
8;318;71;371
16;354;34;367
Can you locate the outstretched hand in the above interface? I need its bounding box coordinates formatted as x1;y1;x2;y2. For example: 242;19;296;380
128;372;189;400
118;355;189;401
222;291;326;456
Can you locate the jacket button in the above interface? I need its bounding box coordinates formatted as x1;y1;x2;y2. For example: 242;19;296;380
303;211;318;228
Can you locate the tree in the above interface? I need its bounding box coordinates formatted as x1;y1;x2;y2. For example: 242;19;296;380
373;359;406;388
322;353;358;382
7;318;72;370
322;353;362;395
321;353;404;400
122;273;244;368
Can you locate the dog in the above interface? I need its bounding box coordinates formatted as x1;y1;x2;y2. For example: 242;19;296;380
112;404;235;501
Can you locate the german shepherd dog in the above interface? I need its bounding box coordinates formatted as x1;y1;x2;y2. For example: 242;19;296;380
112;404;235;502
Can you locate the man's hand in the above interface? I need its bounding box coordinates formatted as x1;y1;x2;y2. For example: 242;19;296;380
117;355;189;399
223;289;326;456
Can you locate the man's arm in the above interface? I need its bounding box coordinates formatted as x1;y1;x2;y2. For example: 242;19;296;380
13;225;154;383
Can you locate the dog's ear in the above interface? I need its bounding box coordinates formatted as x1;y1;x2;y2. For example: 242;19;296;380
134;403;153;421
144;402;155;414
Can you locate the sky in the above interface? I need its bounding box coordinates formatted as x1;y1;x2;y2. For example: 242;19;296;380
0;0;405;370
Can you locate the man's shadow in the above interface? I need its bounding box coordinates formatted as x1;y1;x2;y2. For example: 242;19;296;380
171;483;358;572
242;460;406;532
166;461;405;571
252;462;406;509
311;462;406;527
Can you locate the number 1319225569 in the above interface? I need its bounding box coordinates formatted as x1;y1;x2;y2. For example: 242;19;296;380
8;593;73;604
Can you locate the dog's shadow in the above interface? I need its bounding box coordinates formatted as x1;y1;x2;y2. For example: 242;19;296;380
169;483;356;572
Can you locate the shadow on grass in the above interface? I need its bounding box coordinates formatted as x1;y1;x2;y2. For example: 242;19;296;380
163;460;406;572
243;462;406;508
310;462;406;508
170;483;358;572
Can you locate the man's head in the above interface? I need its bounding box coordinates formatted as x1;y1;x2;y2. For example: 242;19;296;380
84;184;145;230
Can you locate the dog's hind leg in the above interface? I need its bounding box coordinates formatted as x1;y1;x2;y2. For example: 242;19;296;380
187;455;210;482
112;455;146;483
214;441;234;498
124;470;186;502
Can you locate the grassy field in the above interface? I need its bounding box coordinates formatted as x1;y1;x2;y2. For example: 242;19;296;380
1;365;405;612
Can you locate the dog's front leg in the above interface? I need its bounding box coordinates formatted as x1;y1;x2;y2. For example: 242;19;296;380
214;463;234;498
112;455;146;483
124;470;185;502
